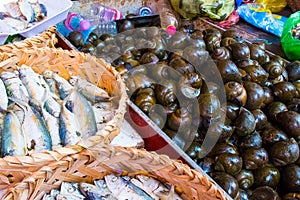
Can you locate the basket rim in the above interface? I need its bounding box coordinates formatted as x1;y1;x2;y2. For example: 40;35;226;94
1;144;230;200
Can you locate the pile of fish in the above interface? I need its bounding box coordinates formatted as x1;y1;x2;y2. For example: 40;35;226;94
43;174;183;200
0;0;47;32
0;64;114;157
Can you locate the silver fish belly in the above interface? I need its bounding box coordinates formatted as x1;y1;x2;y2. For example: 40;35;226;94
104;174;149;200
1;110;27;156
94;179;117;200
60;182;85;199
59;97;82;146
18;65;49;105
16;100;52;154
130;175;182;200
69;76;111;103
66;89;97;139
0;71;30;102
43;70;73;100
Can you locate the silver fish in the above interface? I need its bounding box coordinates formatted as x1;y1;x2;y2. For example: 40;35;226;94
59;96;82;146
1;17;28;31
42;108;61;149
1;110;27;156
0;71;29;102
66;89;97;139
18;0;34;22
93;102;114;129
42;188;60;200
69;76;111;103
44;96;62;118
18;65;49;105
94;179;116;200
3;2;22;18
0;78;8;111
104;174;151;200
79;182;113;200
14;99;52;154
43;70;73;100
60;182;85;199
130;175;182;200
56;194;85;200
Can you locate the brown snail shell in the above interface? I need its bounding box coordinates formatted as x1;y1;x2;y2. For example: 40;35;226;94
210;172;239;199
167;107;192;131
212;47;231;60
243;65;269;86
222;29;242;41
229;42;251;62
272;54;287;68
243;81;266;110
167;31;189;50
182;45;209;67
169;55;195;75
267;101;288;122
155;80;177;107
203;29;222;52
235;58;260;69
251;109;268;130
208;142;239;157
262;86;274;107
226;102;240;121
178;73;202;99
125;73;153;95
287;98;300;113
139;52;159;65
134;88;156;113
225;81;247;106
282;193;300;200
286;61;300;82
276;111;300;139
220;37;237;47
272;81;297;103
190;29;203;40
238;131;262;150
261;128;288;147
269;138;299;167
198;93;221;119
242;147;269;170
235;169;254;190
235;107;256;137
250;186;280;200
216;60;242;83
263;61;283;80
249;43;267;65
214;153;243;176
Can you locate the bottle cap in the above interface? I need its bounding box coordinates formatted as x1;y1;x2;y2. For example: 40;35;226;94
80;19;91;30
138;6;152;16
167;25;176;35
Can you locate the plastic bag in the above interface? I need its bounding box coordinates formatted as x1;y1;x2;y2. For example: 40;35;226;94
281;11;300;61
237;3;287;37
254;0;287;13
171;0;235;21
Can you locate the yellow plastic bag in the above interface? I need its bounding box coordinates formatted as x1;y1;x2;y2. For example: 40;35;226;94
254;0;287;13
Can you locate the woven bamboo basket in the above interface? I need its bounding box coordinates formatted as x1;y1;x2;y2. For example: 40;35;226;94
0;47;128;149
0;144;229;200
287;0;300;12
0;26;58;51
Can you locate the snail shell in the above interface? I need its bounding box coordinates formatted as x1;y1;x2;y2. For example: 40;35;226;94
243;65;269;86
263;61;283;80
216;60;242;83
272;81;297;103
212;47;231;60
135;88;156;113
243;81;266;110
225;81;247;107
167;107;192;131
155;80;177;106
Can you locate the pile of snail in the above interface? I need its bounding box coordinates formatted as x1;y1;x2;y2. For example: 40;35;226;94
66;26;300;200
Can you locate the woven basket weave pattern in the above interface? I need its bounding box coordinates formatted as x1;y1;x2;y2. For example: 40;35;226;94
1;144;229;200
